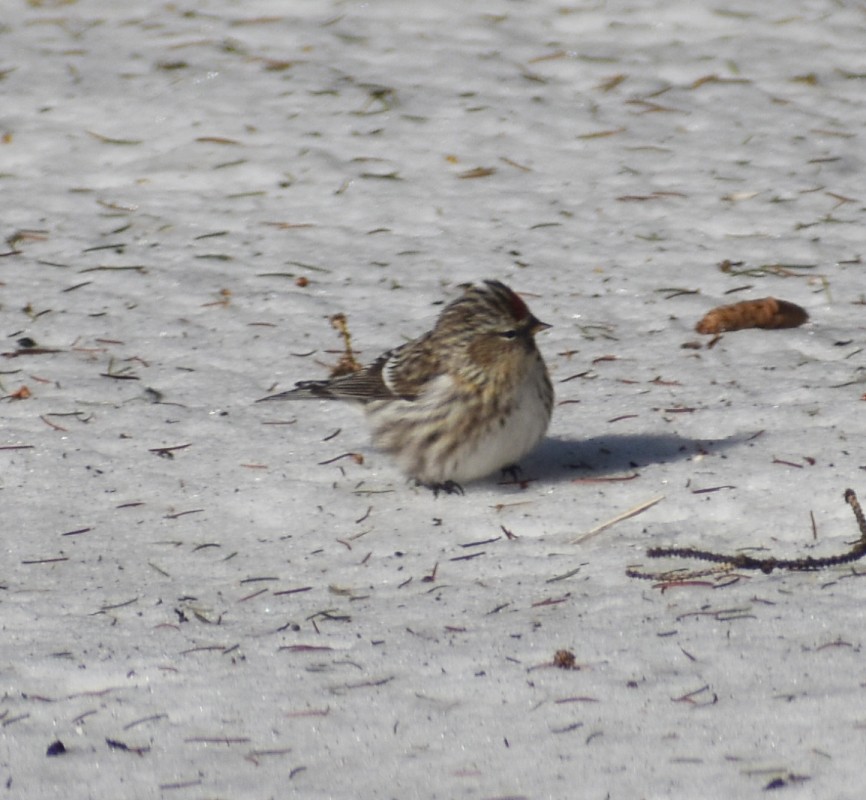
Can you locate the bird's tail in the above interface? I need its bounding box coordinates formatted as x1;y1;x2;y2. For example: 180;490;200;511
256;380;334;402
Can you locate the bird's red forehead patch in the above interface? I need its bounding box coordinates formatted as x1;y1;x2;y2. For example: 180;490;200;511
506;288;530;320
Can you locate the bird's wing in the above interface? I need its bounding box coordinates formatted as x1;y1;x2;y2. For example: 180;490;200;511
380;335;445;400
257;335;446;404
317;356;397;401
258;363;395;402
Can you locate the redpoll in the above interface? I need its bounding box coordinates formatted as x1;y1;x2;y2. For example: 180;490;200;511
258;280;553;494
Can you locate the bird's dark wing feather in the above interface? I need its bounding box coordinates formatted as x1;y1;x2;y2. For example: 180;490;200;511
380;335;446;400
257;334;446;404
257;351;404;403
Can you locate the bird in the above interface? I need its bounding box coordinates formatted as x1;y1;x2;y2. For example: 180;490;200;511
257;279;553;494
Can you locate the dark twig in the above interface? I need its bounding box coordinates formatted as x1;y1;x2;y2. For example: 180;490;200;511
627;489;866;581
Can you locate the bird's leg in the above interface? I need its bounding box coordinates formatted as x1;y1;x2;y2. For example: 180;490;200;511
500;463;523;482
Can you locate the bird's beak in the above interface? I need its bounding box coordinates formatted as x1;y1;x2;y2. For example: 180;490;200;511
530;317;552;335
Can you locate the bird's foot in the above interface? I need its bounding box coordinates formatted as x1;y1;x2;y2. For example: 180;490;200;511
500;463;523;482
417;479;465;497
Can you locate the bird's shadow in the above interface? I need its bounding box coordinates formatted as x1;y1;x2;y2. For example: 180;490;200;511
513;432;747;484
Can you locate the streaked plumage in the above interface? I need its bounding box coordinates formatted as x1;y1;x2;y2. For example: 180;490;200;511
258;280;553;492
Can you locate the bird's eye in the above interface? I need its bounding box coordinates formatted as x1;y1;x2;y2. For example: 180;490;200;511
499;330;519;339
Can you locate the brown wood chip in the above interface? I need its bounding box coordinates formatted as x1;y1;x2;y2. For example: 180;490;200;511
695;297;809;334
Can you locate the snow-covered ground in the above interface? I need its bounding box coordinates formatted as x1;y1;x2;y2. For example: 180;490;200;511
2;1;865;797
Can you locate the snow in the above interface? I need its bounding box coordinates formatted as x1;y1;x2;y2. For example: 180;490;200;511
2;1;865;797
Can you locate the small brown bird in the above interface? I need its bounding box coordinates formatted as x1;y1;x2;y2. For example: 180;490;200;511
259;280;553;493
